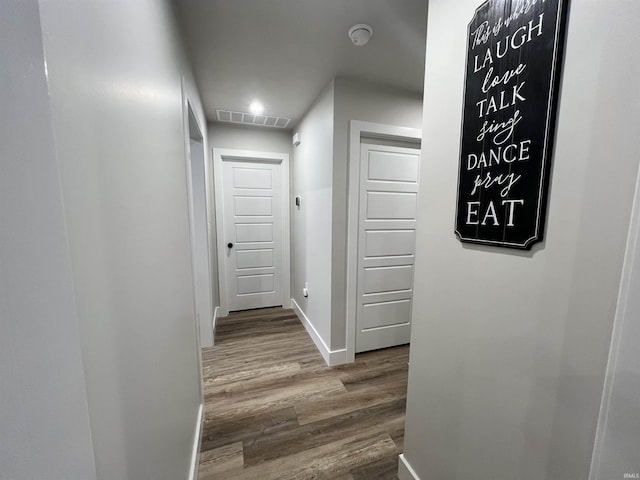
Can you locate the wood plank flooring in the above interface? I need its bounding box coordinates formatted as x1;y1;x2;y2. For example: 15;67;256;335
199;307;409;480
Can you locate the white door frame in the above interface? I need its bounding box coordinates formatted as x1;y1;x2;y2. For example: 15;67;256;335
213;147;291;317
346;120;422;362
180;78;204;406
180;84;206;480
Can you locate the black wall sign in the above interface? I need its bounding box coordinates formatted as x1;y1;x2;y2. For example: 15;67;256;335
455;0;568;249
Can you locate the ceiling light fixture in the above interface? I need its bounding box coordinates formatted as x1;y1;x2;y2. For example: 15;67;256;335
348;24;373;46
249;100;264;115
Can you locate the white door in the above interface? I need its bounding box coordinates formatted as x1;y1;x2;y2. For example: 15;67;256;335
356;142;421;352
222;160;283;311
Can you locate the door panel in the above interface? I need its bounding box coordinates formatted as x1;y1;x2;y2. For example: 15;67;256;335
367;150;419;182
236;249;273;269
356;143;421;353
237;274;274;294
366;192;417;219
365;230;416;257
235;223;273;242
223;160;283;311
232;167;272;189
234;196;272;216
363;265;414;294
362;299;412;329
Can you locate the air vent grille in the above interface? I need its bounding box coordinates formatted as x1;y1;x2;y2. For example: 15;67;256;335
216;109;291;129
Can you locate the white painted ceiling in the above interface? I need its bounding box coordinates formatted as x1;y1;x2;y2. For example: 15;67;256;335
175;0;427;126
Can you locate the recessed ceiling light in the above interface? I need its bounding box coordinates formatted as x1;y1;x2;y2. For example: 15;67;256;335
249;100;264;115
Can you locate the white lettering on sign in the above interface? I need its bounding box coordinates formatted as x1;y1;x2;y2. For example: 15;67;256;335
467;140;531;170
465;199;525;227
471;171;522;198
481;64;527;94
476;83;526;118
457;0;567;248
470;1;546;49
476;110;524;145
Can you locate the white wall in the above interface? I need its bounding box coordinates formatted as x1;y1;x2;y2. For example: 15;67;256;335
402;1;640;479
590;158;640;476
209;122;292;154
291;80;335;348
0;1;97;478
37;0;207;478
331;77;422;349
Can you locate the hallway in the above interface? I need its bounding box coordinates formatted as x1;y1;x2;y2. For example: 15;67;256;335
199;308;409;479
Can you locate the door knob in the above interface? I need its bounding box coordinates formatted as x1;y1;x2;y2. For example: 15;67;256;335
227;242;233;249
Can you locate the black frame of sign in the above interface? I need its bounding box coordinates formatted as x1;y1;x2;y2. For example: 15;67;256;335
454;0;570;250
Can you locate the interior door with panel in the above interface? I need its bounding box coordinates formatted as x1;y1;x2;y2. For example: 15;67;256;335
222;160;283;311
356;142;421;353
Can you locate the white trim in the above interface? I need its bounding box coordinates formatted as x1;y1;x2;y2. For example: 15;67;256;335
398;454;421;480
212;148;291;316
181;78;205;399
211;306;219;345
291;298;347;366
186;114;214;348
588;165;640;480
346;121;422;362
203;122;217;344
187;403;204;480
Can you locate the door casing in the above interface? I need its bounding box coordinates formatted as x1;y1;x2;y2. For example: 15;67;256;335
213;148;291;317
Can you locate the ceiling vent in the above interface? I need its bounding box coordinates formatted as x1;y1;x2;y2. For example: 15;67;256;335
216;109;291;129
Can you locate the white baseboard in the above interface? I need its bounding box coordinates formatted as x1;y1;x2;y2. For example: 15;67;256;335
187;403;204;480
290;298;348;366
398;454;420;480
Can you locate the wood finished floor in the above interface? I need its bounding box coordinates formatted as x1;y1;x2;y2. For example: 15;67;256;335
198;307;409;480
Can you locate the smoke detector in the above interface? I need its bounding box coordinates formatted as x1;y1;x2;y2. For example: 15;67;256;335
348;24;373;46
